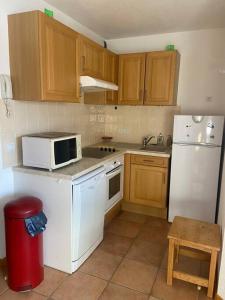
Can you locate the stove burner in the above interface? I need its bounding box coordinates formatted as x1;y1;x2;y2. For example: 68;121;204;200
100;147;116;152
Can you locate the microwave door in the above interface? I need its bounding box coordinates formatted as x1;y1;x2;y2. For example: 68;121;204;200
54;138;77;165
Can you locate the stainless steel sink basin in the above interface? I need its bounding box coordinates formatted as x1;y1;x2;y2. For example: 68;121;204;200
139;145;168;152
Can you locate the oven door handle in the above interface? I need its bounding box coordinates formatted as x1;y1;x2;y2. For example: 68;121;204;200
106;165;122;177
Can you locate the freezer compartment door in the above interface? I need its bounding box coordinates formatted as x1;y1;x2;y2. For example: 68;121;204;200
168;143;221;223
173;115;224;146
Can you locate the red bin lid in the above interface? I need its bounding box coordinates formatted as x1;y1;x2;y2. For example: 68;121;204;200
4;197;43;219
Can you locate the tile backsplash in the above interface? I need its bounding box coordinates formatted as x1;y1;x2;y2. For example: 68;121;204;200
0;101;105;168
104;105;180;144
0;100;179;168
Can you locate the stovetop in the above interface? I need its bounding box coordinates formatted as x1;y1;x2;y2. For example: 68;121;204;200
82;146;118;159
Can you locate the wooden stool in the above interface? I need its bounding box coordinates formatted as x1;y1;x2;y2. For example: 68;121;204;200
167;216;221;298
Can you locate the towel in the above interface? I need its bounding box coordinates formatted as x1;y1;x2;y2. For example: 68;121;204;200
25;211;47;237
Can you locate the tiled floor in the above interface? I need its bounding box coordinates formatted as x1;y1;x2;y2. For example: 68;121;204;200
0;212;212;300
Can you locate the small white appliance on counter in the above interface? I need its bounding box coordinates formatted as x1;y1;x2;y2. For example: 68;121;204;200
22;132;82;171
14;166;106;273
169;115;224;223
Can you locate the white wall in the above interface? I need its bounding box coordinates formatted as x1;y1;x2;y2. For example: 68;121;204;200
106;28;225;115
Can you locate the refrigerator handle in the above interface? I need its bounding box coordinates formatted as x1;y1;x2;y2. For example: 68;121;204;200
173;143;220;148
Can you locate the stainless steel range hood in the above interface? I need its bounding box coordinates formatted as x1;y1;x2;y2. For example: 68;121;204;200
80;76;118;92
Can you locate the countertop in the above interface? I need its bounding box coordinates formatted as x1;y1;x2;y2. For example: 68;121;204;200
14;142;171;181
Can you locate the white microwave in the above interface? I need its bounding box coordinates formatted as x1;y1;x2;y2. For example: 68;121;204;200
22;132;82;171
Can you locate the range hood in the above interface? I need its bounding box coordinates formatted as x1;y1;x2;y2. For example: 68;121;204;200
80;76;118;92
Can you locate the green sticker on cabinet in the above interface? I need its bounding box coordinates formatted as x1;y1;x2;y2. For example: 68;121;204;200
44;9;54;17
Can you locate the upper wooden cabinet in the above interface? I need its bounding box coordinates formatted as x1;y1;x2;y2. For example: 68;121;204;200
118;53;145;105
118;51;180;106
144;51;180;105
84;49;118;105
8;11;80;102
79;35;105;79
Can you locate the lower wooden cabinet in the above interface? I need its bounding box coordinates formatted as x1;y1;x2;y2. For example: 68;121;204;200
130;164;167;208
123;153;169;218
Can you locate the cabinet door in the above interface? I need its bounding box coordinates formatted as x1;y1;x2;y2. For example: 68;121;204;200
144;51;179;106
80;36;105;79
129;164;167;208
40;14;80;102
105;50;118;105
118;53;145;105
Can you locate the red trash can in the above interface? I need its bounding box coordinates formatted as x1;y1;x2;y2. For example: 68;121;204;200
4;197;44;291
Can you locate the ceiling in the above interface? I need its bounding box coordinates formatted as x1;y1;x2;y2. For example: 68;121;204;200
45;0;225;39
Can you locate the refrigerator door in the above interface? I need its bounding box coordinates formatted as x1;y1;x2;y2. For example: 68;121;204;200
168;143;221;223
173;115;224;146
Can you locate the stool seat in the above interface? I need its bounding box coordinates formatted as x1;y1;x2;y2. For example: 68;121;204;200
167;216;221;298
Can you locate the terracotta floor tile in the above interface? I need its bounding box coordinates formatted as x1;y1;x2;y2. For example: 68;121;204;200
197;288;211;300
99;283;149;300
99;232;133;256
111;258;158;294
126;239;166;267
149;296;161;300
79;248;122;280
118;211;148;224
146;217;170;231
0;290;47;300
34;266;68;297
161;250;202;276
51;271;107;300
0;274;8;296
106;219;142;238
151;268;198;300
137;226;168;245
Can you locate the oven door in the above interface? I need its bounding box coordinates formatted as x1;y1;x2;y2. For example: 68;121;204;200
105;165;123;212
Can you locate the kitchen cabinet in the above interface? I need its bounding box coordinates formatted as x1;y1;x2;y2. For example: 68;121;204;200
84;49;118;105
118;53;145;105
118;51;180;106
144;51;180;105
79;35;105;80
8;11;80;102
123;153;169;219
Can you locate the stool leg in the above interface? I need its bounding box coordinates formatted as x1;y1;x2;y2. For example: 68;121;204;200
167;239;175;286
207;250;218;298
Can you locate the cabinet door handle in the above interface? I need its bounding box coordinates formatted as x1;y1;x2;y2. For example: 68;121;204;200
143;159;155;163
163;173;166;184
81;55;85;72
144;89;147;101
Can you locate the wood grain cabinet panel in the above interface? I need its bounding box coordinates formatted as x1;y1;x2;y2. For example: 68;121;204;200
129;163;167;208
84;49;118;105
144;51;180;105
79;36;105;79
8;11;80;102
118;53;145;105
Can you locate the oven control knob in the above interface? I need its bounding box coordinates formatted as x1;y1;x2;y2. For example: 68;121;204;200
114;161;117;164
112;148;116;152
100;147;104;151
109;148;112;152
104;148;108;151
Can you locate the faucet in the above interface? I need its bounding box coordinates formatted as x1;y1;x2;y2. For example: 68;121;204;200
142;135;155;148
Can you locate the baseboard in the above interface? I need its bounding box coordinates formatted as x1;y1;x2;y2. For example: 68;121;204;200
122;201;167;219
215;294;223;300
104;200;121;227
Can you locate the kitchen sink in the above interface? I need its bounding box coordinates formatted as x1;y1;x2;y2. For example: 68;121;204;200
139;145;168;152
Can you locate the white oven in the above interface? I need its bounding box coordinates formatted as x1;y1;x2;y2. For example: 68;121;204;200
105;155;124;212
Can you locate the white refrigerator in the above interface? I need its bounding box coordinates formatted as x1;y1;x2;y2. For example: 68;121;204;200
169;115;224;223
